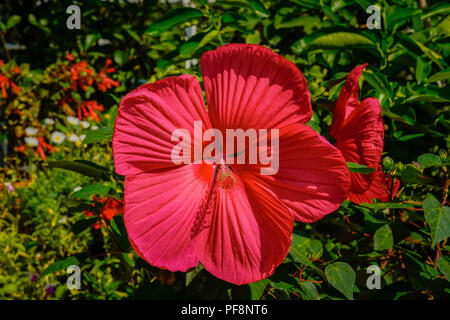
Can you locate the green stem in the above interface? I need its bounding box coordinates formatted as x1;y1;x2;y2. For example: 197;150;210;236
0;32;10;61
207;7;224;46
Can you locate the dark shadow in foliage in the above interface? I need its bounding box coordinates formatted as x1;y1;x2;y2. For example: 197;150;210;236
133;281;178;300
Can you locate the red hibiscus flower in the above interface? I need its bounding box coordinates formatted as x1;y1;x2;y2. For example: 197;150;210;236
113;44;350;284
84;196;124;229
330;63;398;204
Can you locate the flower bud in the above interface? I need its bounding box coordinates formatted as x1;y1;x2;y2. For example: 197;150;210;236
382;156;395;172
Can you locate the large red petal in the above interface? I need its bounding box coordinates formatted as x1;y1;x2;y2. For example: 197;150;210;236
367;170;390;202
200;44;311;132
235;124;350;223
113;75;211;175
124;164;215;272
349;170;401;204
333;97;386;203
195;171;293;285
330;63;368;137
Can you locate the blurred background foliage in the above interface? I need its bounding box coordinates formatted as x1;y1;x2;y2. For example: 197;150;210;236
0;0;449;299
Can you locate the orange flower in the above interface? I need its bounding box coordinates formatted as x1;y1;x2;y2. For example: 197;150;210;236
97;59;119;92
77;100;104;122
83;196;124;229
69;60;94;91
0;72;21;98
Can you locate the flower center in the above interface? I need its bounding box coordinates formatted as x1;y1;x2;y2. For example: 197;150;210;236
217;165;236;190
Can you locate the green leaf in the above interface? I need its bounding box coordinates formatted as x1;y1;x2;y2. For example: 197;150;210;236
437;15;450;37
72;217;98;236
309;31;375;50
28;13;38;26
59;198;92;214
72;184;111;199
84;33;100;50
292;29;376;55
418;153;442;169
180;30;218;56
290;233;323;261
299;282;320;300
436;257;450;281
386;8;422;32
122;252;136;267
124;26;141;42
428;68;450;82
6;15;21;29
39;253;88;279
399;164;424;185
145;8;204;36
109;94;122;105
269;271;297;290
423;194;450;247
415;56;432;84
361;202;410;210
249;278;269;300
113;50;128;67
325;262;356;300
405;95;450;104
364;70;392;102
390;104;416;126
110;215;131;250
391;104;416;126
25;240;41;250
289;233;326;279
275;14;320;32
374;224;394;251
347;162;375;174
421;3;450;20
83;127;113;144
47;160;109;179
185;264;204;287
74;160;110;173
248;0;270;18
222;11;247;24
402;36;448;70
289;245;314;266
397;133;425;142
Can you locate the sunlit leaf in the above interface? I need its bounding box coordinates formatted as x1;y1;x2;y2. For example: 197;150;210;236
423;194;450;247
325;262;356;300
145;8;204;36
39;253;88;279
374;224;394;251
